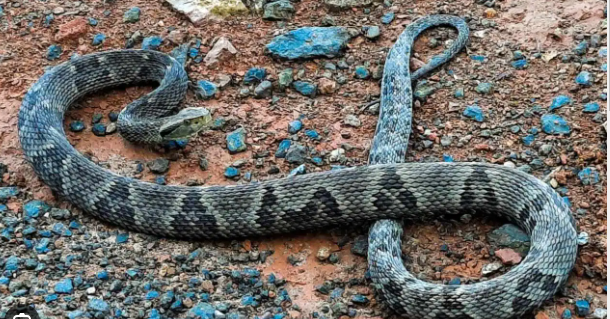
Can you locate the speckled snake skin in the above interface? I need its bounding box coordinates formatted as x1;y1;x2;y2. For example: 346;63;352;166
18;14;577;319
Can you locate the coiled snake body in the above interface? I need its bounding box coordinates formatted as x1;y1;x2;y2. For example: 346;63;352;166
19;15;577;318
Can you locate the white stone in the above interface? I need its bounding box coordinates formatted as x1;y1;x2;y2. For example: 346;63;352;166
165;0;248;25
204;37;237;66
481;262;502;276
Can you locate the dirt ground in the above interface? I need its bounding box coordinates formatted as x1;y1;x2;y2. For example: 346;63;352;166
0;0;607;318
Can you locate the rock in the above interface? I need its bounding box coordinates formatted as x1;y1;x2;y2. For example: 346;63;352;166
522;134;535;146
463;105;484;122
495;248;522;265
263;0;295;20
88;17;98;26
484;8;497;18
575;300;590;316
351;236;367;256
50;208;71;220
324;0;372;11
69;121;85;132
583;102;600;113
562;309;572;319
224;167;240;179
487;224;530;254
354;65;370;79
116;233;129;244
24;200;50;218
54;278;73;294
285;144;307;164
381;11;395;24
204;37;237;66
572;40;588;55
344;114;361;127
317;78;337;94
288;120;303;134
578;167;600;185
454;87;465;98
194;80;218;100
448;277;461;285
142;36;163;50
165;0;248;25
575;71;592;86
126;30;143;48
55;18;89;42
254;80;273;98
92;33;106;46
123;7;141;23
226;128;247;153
292;81;317;98
470;55;487;62
511;59;527;69
47;45;62;60
577;232;589;245
317;247;331;261
593;308;607;319
53;6;65;14
481;262;502;276
364;26;380;39
351;295;369;304
278;68;293;89
549;95;572;111
106;123;117;134
475;82;493;94
266;27;354;60
414;83;438;102
88;298;110;314
275;140;291;158
541;114;571;135
148;159;170;174
243;67;267;85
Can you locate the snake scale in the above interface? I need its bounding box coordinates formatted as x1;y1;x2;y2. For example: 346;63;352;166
18;14;577;319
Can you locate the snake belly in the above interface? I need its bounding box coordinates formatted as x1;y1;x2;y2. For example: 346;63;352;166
17;16;577;319
366;15;578;319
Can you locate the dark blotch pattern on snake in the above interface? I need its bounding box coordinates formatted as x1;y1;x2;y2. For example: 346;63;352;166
18;15;577;318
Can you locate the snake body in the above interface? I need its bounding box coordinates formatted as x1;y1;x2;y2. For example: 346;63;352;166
18;15;577;318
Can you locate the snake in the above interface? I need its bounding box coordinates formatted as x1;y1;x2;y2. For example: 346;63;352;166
18;14;577;319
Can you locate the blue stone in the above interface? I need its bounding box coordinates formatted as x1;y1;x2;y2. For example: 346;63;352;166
155;176;166;185
573;40;588;55
561;309;572;319
142;36;163;50
599;47;607;57
88;298;110;313
226;128;247;153
600;93;607;101
88;17;98;26
24;200;50;218
55;278;74;294
522;134;535;146
575;71;592;86
442;154;454;162
92;33;106;46
116;233;129;244
4;256;19;272
266;27;353;60
47;44;62;60
91;123;106;136
448;277;461;285
53;223;72;237
583;102;599;113
475;82;493;94
311;157;324;166
123;7;141;23
243;67;267;84
578;167;600;185
463;105;485;122
575;300;590;316
454;87;465;98
541;114;571;135
170;299;183;310
97;270;109;280
354;65;370;79
44;14;54;27
149;309;161;319
195;80;217;100
351;294;369;304
0;276;9;285
602;64;607;72
288;164;306;177
549;95;572;111
513;51;525;60
224;167;240;179
35;238;50;253
440;244;449;251
305;129;320;140
146;290;160;300
68;220;81;229
381;11;395;24
511;59;527;69
23;238;34;249
470;55;486;62
189;47;199;58
241;295;255;306
69;120;85;132
45;294;58;303
189;302;216;318
12;289;28;297
189;277;202;287
288;120;303;134
292;81;317;97
242;268;260;277
528;127;540;135
0;187;19;201
276;139;291;158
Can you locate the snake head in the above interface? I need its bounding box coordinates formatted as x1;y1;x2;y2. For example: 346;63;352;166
159;107;213;141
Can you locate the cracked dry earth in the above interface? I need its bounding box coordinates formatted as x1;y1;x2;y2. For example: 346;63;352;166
0;0;607;318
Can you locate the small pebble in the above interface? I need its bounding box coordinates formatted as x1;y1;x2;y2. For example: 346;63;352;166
92;33;106;46
91;123;106;136
583;102;600;113
575;71;592;86
224;167;240;179
463;105;485;122
475;82;493;94
123;7;141;23
47;45;62;60
69;121;85;132
354;65;370;79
